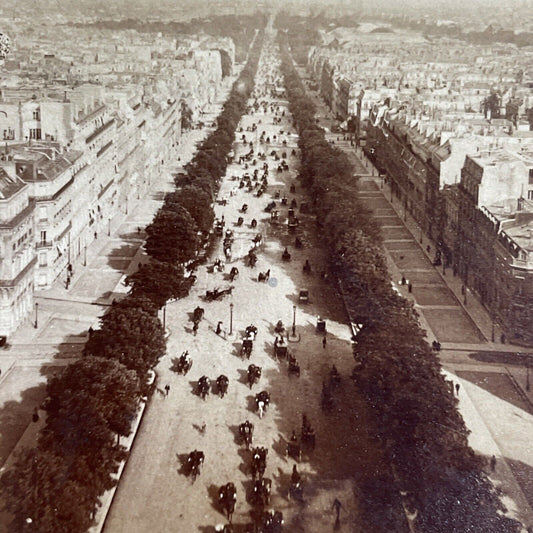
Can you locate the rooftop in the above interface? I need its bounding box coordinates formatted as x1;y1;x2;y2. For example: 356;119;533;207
0;167;26;200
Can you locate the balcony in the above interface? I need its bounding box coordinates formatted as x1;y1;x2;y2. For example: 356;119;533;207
36;241;53;249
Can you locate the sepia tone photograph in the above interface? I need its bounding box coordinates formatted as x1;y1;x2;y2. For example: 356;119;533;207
0;0;532;531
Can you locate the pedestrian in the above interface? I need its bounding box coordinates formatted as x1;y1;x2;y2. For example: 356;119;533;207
192;321;198;336
32;407;39;423
94;231;97;240
322;335;327;349
164;384;170;396
426;245;431;254
455;383;460;395
216;321;223;336
490;455;496;472
408;282;412;293
333;498;342;530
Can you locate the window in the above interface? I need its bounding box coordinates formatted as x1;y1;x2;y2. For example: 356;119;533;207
528;190;533;200
3;128;14;140
38;206;47;221
40;231;47;244
32;109;40;120
29;128;41;140
39;252;47;266
529;169;533;184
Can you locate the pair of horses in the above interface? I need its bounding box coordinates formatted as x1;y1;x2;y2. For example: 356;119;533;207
258;269;270;282
187;450;204;482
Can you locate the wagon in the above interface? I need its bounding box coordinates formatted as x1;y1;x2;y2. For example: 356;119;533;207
298;289;309;303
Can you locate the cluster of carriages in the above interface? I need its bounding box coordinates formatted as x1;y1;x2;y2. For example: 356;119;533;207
176;46;321;532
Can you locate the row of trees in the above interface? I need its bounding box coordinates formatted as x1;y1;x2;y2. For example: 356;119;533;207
0;30;265;533
277;31;522;533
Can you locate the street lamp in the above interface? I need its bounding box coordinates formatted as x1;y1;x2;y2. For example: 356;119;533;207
34;302;38;329
230;302;234;335
292;305;296;337
491;321;495;342
526;359;530;392
83;244;87;267
108;217;111;237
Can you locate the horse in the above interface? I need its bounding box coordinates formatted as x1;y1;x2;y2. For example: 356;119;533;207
239;420;254;449
281;248;291;261
247;364;262;389
245;324;258;338
218;482;237;522
198;376;210;400
216;375;229;398
241;204;248;213
251;218;257;228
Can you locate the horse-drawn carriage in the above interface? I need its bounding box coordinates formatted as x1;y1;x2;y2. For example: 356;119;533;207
286;433;301;462
288;354;300;377
205;286;234;302
255;391;270;419
216;375;229;398
239;420;254;448
173;351;193;375
247;364;262;389
198;376;210;400
264;201;276;213
298;289;309;303
251;477;272;508
218;482;237;521
187;450;205;482
241;338;253;359
251;446;268;480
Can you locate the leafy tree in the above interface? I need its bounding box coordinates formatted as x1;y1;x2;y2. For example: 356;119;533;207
165;185;214;233
126;260;194;308
46;357;140;443
84;304;165;381
0;447;94;533
145;206;199;265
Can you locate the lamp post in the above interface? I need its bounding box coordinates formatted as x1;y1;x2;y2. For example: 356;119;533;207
491;320;495;342
83;244;87;267
230;302;234;335
34;302;38;329
108;217;111;237
292;305;296;337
